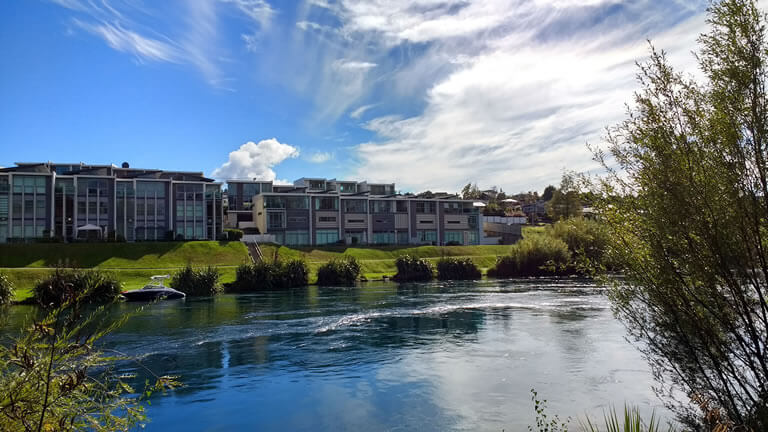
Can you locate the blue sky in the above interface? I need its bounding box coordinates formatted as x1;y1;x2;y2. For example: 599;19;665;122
1;0;709;193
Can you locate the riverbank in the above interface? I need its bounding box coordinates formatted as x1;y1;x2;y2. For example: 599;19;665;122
1;240;535;302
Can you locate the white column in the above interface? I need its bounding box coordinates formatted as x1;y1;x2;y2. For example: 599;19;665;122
50;174;55;238
7;174;12;240
73;177;78;240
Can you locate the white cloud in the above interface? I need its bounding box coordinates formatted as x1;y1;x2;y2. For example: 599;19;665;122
333;59;377;70
74;19;180;63
212;138;299;180
349;103;377;119
307;151;333;163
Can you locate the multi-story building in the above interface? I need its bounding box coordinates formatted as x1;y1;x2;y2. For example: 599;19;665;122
0;162;223;243
225;178;482;246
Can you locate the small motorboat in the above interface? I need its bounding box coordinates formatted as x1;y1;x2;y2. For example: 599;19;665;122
122;275;185;301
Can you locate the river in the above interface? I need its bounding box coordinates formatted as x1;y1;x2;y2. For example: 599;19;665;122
1;279;669;431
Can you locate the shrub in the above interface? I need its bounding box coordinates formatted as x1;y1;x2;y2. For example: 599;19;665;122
393;255;434;282
316;256;362;286
0;273;14;306
170;265;222;296
33;268;122;307
436;257;481;280
487;235;571;278
229;259;309;291
548;217;611;271
225;229;244;241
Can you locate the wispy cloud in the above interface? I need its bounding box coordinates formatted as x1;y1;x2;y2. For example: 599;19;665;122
74;19;180;63
349;103;377;119
307;151;333;163
212;138;299;180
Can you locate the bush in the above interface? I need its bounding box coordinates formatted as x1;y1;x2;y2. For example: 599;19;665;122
33;268;122;307
0;273;14;306
225;229;244;241
393;255;434;282
548;217;611;271
170;265;222;296
229;259;309;291
487;235;571;278
316;256;362;286
436;257;481;280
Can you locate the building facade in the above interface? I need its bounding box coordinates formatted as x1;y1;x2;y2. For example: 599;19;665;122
226;178;482;246
0;162;223;243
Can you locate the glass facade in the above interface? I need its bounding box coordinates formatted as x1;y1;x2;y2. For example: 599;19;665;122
370;200;393;213
0;177;8;243
285;230;309;246
174;183;205;240
315;229;339;245
416;230;437;244
116;181;135;241
444;231;464;245
315;197;338;210
343;199;366;213
76;177;111;239
372;231;395;244
133;181;167;241
54;178;75;241
12;175;49;240
264;196;309;209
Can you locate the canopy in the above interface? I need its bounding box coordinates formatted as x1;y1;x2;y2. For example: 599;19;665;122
76;224;103;231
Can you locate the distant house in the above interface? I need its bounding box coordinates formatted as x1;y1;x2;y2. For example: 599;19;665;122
522;201;548;223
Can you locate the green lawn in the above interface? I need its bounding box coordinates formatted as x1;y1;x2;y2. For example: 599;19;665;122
2;236;549;303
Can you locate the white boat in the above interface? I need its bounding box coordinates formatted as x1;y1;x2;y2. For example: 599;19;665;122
121;275;185;301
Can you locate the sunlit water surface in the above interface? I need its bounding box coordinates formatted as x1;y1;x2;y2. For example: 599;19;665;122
2;279;669;431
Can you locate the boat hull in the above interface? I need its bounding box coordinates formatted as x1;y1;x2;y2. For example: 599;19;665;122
121;288;186;301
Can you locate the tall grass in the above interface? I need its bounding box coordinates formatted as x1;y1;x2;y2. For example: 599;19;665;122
488;235;571;278
579;406;676;432
392;255;434;282
33;268;122;307
229;259;309;291
316;256;362;286
170;265;222;296
0;273;13;305
436;257;481;280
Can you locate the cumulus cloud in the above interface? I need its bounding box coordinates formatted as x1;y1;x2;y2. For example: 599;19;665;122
307;151;332;163
211;138;299;180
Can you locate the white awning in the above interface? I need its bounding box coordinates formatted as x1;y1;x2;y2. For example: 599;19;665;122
473;202;486;207
76;224;103;231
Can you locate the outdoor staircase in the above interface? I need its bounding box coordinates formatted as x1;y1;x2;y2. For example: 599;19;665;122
244;241;264;263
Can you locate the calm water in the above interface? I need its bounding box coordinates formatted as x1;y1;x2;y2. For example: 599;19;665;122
2;279;668;431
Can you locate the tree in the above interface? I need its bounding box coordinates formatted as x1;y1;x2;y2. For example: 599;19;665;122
461;182;482;200
591;1;768;429
541;185;556;202
547;174;582;221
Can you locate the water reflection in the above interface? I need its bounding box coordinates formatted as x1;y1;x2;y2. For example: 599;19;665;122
0;279;666;431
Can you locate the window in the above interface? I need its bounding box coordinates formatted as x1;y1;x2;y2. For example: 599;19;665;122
285;230;309;245
372;231;395;244
415;201;435;213
418;219;434;225
417;230;437;243
309;180;325;190
315;197;338;210
347;218;365;224
396;201;408;212
285;197;308;209
265;196;284;208
446;219;461;224
319;216;336;222
343;199;366;213
370;200;392;213
268;212;284;229
338;183;357;193
467;230;479;245
444;231;464;245
396;231;409;245
287;216;307;224
316;229;339;245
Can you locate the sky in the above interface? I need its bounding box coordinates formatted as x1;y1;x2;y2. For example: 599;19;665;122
0;0;710;193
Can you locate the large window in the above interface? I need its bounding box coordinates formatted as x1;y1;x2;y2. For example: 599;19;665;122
265;196;308;209
396;201;408;213
338;183;357;193
315;197;338;210
343;199;366;213
415;201;435;214
370;200;392;213
285;230;309;246
268;211;285;229
444;231;464;245
396;231;409;245
416;230;437;243
11;175;49;240
316;229;339;245
372;231;395;244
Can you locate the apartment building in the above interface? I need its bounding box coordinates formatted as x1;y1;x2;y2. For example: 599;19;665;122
0;162;223;243
226;178;481;246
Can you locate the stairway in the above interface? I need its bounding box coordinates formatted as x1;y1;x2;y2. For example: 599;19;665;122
244;241;264;263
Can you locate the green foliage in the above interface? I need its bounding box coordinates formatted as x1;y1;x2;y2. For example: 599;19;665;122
229;259;309;291
170;265;222;296
547;174;583;222
316;256;361;286
33;268;122;308
436;257;481;280
528;389;570;432
541;185;556;202
0;302;179;431
487;235;571;278
224;229;244;241
580;406;676;432
590;0;768;428
547;218;612;273
392;255;434;282
0;273;14;306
